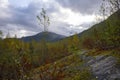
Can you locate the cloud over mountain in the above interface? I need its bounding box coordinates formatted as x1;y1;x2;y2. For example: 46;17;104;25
0;0;102;38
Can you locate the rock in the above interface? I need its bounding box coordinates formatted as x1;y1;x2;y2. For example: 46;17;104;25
87;58;96;65
86;55;120;80
109;74;120;80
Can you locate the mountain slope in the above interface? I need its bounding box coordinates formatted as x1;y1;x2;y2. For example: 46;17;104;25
78;9;120;38
21;32;66;42
77;9;120;48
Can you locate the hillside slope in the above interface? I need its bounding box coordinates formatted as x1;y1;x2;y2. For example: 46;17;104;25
33;49;120;80
79;9;120;38
77;9;120;49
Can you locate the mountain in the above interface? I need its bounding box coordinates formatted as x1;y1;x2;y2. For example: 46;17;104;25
21;32;66;42
78;9;120;39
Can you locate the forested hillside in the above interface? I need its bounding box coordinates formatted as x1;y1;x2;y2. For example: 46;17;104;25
79;9;120;49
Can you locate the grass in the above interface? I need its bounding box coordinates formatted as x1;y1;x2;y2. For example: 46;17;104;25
33;50;94;80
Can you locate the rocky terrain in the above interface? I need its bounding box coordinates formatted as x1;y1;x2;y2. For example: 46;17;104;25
33;50;120;80
81;51;120;80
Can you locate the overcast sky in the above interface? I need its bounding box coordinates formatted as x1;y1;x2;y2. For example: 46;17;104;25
0;0;102;38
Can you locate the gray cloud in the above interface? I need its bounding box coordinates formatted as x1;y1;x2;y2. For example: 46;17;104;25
49;21;71;36
0;1;43;37
56;0;102;14
0;0;101;38
0;0;62;37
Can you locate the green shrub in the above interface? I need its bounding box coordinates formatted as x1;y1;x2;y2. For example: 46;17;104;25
72;69;92;80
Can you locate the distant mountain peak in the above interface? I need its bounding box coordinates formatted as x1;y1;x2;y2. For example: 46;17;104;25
21;31;66;42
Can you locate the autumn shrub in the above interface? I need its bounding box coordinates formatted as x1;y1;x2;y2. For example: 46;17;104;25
82;37;94;49
38;63;66;80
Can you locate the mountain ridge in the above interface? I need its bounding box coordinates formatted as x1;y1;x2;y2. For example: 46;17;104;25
21;31;66;42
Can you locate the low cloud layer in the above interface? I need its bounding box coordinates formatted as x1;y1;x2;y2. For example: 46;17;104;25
0;0;102;38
